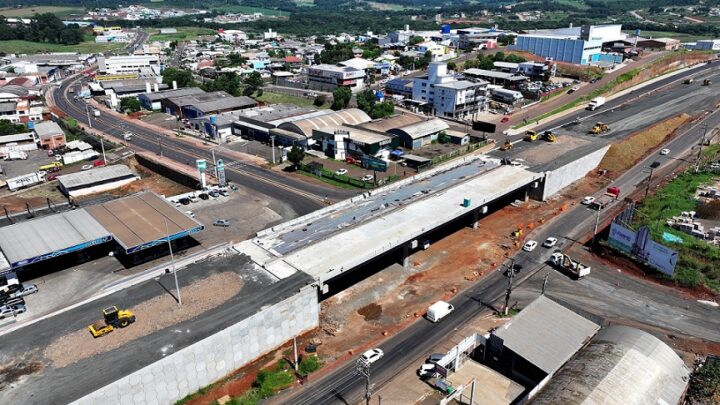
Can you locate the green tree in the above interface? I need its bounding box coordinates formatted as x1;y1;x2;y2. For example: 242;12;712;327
370;101;394;119
120;98;142;113
447;61;457;71
287;145;305;168
493;51;506;62
409;35;424;46
331;87;352;110
202;72;242;96
0;119;27;136
356;89;376;114
438;131;450;144
313;95;326;106
162;68;196;88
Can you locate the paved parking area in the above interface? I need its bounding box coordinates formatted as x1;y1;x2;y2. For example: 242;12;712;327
1;149;56;178
226;139;274;162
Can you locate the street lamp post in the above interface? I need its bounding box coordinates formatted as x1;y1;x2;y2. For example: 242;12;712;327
695;124;709;173
644;161;661;200
85;103;93;129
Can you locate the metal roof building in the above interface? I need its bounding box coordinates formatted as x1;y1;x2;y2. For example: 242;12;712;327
494;295;600;375
357;113;424;133
387;118;449;149
533;325;690;405
57;165;139;198
0;192;204;272
278;108;371;137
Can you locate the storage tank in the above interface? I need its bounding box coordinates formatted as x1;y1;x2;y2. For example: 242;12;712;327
441;24;451;34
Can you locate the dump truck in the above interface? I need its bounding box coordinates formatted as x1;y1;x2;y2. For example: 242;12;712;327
587;97;605;111
589;122;609;135
88;306;136;338
542;131;556;142
589;186;620;210
500;140;513;151
524;130;538;141
703;79;712;86
39;161;63;171
549;252;591;278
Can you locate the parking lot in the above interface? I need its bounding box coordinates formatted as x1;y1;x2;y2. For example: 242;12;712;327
0;149;56;179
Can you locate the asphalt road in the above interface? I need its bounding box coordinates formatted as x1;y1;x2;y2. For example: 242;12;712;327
275;68;720;405
51;76;355;215
0;254;311;405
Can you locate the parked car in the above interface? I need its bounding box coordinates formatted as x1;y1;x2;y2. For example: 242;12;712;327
361;348;384;365
335;168;348;176
582;196;596;205
208;190;220;198
426;353;445;364
418;363;436;379
361;174;373;182
219;189;230;197
213;219;230;227
2;297;25;307
542;237;558;248
6;303;26;315
185;211;195;218
179;198;191;205
81;164;93;171
11;283;38;298
660;148;670;155
93;160;106;167
0;306;14;319
522;240;538;252
47;174;59;181
198;193;209;200
500;116;510;123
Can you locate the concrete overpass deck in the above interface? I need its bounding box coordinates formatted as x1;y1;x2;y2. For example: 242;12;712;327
238;159;544;287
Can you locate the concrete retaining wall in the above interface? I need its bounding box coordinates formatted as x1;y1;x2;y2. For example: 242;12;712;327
541;145;610;200
72;285;320;405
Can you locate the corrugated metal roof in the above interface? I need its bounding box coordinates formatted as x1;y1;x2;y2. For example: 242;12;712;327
57;165;136;190
278;108;371;137
533;325;690;405
33;121;64;138
188;96;256;113
494;295;600;374
0;210;110;266
390;118;449;140
140;87;205;102
358;114;424;133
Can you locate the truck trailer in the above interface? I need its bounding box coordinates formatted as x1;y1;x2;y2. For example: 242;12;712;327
549;252;591;278
587;97;605;111
589;186;620;210
7;172;42;191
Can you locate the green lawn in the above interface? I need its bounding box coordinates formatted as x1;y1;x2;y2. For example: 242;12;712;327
0;6;83;17
0;39;124;54
255;92;329;109
149;27;216;42
213;5;290;17
623;30;715;43
553;0;591;10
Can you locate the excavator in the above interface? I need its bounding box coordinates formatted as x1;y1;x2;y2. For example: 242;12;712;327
589;122;610;135
500;140;513;151
88;306;136;338
541;130;556;142
524;130;538;141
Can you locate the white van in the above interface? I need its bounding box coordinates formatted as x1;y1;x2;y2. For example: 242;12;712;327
426;300;454;323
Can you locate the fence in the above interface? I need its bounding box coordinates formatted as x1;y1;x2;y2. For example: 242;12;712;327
299;164;398;189
431;141;487;165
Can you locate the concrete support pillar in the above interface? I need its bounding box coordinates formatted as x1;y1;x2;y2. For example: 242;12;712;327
401;243;410;268
471;209;480;229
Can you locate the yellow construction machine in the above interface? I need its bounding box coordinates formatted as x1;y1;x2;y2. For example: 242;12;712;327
500;140;513;151
88;306;136;338
542;131;556;142
589;122;609;135
524;130;538;141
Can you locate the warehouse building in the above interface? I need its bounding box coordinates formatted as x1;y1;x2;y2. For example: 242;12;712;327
231;104;318;141
462;68;527;87
388;118;449;149
138;87;205;110
636;37;681;51
33;120;66;150
278;108;372;138
307;64;365;93
97;55;160;75
0;191;203;272
57;165;139;198
312;125;395;160
181;96;256;119
510;24;625;65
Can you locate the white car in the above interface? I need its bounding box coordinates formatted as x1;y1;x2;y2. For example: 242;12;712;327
81;164;93;171
542;237;558;248
335;168;348;176
523;240;538;252
11;284;38;298
660;148;670;155
185;211;195;218
361;174;373;182
361;348;384;365
418;363;436;378
582;196;596;205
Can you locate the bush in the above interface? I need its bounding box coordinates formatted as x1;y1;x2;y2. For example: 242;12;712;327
298;355;323;376
313;95;326;106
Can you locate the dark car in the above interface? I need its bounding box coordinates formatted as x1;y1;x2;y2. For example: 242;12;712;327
426;353;445;364
179;198;191;205
213;219;230;227
198;193;209;200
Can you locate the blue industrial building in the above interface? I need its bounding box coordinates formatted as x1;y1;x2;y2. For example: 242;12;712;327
510;24;624;65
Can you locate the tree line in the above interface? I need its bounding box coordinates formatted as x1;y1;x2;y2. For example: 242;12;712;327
0;14;85;45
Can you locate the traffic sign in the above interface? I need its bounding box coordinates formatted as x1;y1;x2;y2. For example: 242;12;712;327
196;159;207;172
216;159;226;187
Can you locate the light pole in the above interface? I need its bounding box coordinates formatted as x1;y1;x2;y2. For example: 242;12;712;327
503;258;519;316
270;135;276;164
164;218;182;305
356;358;372;405
644;161;661;200
592;205;602;245
695;124;709;173
85;103;93;129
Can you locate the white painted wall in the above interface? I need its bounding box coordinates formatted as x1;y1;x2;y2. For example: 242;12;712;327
541;145;610;200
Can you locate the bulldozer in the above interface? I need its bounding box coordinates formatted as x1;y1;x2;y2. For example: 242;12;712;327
524;130;538;141
500;140;513;151
88;306;136;338
703;79;712;86
541;130;556;142
589;122;609;135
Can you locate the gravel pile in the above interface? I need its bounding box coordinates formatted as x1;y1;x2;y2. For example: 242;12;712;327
45;272;243;368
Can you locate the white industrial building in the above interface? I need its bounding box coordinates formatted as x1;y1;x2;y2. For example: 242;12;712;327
307;64;365;93
412;62;488;120
693;39;720;50
97;55;161;75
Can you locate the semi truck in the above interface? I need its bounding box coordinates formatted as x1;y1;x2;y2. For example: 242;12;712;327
587;97;605;111
589;186;620;210
7;172;42;191
549;252;591;278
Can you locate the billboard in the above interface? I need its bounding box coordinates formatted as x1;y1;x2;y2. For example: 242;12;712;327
472;121;497;133
608;222;677;275
216;159;226;187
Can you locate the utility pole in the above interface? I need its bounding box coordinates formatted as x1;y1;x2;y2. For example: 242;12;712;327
270;135;276;164
644;162;661;200
592;205;601;245
542;272;550;295
695;124;709;173
164;218;182;305
293;336;299;371
158;137;163;158
356;358;372;405
100;136;106;164
85;103;93;129
504;258;515;316
211;149;218;179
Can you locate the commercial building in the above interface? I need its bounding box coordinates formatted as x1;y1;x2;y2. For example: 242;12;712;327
278;108;372;138
510;24;625;65
217;29;247;43
161;91;253;118
33;120;66;150
312;125;395;160
188;109;254;141
0;191;203;272
57;165;139;197
462;68;527;87
97;55;161;75
457;27;509;50
517;61;549;78
231;104;317;141
385;78;413;98
412;62;488;120
138;87;205;110
307;64;365;93
693;39;720;50
387;118;449;149
636;37;681;51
